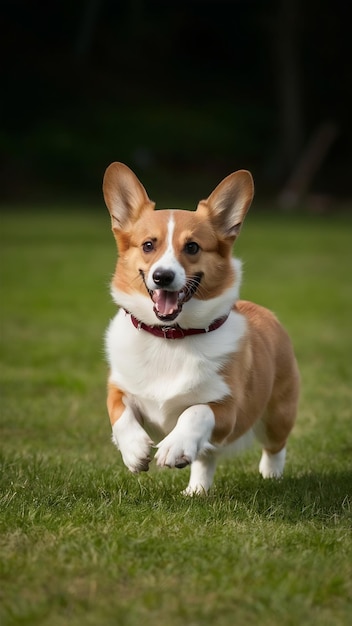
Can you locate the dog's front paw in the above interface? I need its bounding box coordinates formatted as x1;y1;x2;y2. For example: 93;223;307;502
112;411;154;473
155;405;215;469
155;431;197;469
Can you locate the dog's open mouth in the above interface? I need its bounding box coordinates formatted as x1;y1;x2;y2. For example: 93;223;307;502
140;271;203;322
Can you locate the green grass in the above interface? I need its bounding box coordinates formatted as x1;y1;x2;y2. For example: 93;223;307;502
1;205;352;626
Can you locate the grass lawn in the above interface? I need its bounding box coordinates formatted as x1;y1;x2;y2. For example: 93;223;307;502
1;201;351;626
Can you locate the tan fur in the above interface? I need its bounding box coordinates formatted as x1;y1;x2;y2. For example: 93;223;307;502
210;301;299;451
107;382;125;427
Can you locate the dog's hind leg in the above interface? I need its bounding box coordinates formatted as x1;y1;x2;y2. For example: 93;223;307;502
254;363;299;479
258;447;286;478
182;454;217;495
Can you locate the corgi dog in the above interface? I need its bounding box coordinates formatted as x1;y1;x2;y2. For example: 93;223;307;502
103;162;300;494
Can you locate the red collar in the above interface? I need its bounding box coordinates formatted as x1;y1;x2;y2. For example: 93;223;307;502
126;311;229;339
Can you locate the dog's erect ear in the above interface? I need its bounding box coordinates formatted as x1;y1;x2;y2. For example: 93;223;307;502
200;170;254;239
103;162;154;230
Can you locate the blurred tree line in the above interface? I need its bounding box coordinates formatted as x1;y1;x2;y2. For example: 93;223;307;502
1;0;351;205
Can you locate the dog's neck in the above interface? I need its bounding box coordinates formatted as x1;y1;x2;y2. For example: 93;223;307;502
125;310;229;339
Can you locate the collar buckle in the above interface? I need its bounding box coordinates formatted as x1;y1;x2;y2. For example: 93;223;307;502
162;325;184;339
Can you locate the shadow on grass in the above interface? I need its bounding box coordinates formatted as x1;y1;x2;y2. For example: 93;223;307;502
212;469;352;523
2;452;351;527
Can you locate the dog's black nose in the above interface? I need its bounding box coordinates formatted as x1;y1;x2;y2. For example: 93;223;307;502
152;268;175;287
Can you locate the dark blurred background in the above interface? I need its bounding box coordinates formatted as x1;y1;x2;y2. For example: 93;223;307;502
2;0;351;207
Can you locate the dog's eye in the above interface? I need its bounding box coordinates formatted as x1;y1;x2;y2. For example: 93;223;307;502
142;240;155;253
184;241;200;255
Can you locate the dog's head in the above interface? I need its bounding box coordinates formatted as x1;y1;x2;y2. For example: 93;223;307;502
103;162;254;327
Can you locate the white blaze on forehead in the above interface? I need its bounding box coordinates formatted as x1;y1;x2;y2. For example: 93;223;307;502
161;213;177;264
153;213;176;267
167;213;175;251
147;213;186;291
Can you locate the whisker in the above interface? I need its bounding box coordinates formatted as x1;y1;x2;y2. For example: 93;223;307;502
185;273;209;298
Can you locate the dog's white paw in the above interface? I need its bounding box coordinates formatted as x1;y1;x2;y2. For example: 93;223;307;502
112;409;154;473
259;448;286;479
182;456;217;495
155;404;215;469
182;483;208;496
155;431;198;469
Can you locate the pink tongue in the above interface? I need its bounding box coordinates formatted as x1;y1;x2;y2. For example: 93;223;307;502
152;290;179;315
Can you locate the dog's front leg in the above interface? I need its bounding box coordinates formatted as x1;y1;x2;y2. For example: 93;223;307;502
155;404;215;472
107;382;154;473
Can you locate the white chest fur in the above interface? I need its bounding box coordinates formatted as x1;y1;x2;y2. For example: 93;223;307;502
106;308;246;440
